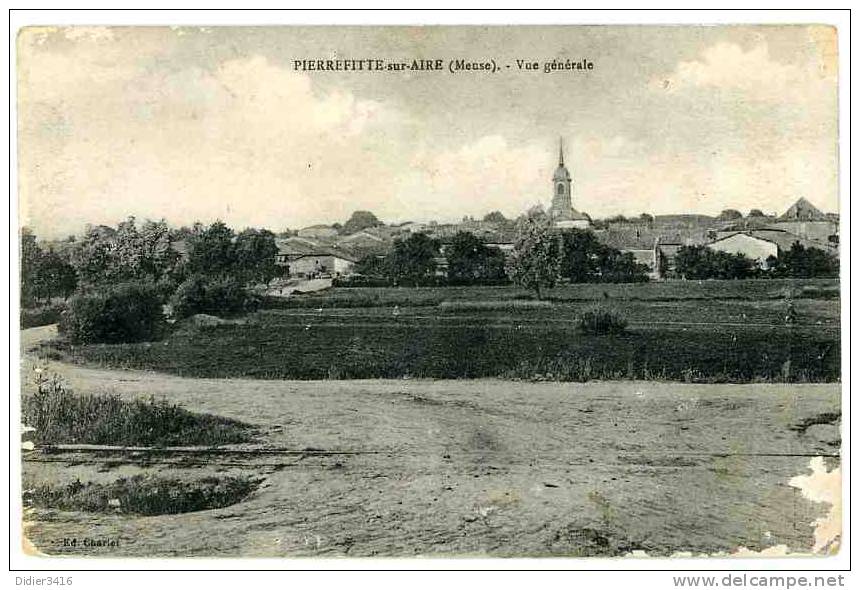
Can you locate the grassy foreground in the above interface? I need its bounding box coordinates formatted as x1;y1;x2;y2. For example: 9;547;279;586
22;374;254;446
24;474;260;516
22;377;840;557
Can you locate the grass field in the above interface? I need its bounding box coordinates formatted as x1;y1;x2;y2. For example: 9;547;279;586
40;279;841;383
262;278;840;308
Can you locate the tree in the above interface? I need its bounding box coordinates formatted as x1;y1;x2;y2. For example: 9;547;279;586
748;209;766;217
70;218;179;287
60;282;164;344
342;210;382;235
559;229;603;283
524;204;548;221
186;221;236;277
505;216;560;299
169;274;255;319
559;229;648;283
717;209;744;221
234;228;279;285
20;230;78;305
354;254;389;277
595;249;649;283
638;213;655;224
674;245;756;279
386;233;440;286
483;211;507;224
31;250;78;302
70;225;116;285
137;219;181;283
770;243;839;278
445;231;507;284
20;228;41;305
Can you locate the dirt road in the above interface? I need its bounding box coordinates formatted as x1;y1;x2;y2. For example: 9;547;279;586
20;326;841;557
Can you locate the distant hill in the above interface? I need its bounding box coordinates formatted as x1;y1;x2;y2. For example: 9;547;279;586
652;214;715;227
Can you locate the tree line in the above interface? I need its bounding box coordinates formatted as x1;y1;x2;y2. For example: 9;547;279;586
671;243;839;280
348;218;650;297
20;218;281;342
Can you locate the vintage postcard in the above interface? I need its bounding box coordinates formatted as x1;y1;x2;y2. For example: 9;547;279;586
16;24;841;560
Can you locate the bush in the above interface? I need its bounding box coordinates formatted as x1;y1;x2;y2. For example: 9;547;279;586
20;301;66;329
674;246;756;280
22;373;252;446
576;306;628;335
59;282;164;344
24;474;259;515
169;275;258;319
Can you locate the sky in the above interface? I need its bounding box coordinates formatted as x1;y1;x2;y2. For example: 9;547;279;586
17;25;838;239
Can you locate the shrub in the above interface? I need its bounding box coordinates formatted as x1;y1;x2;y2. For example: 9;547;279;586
59;282;164;344
169;275;258;319
20;301;66;329
674;245;756;280
24;474;259;515
22;372;252;446
576;306;628;335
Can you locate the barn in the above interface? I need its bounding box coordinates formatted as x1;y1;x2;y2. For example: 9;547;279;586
284;254;356;278
706;229;837;268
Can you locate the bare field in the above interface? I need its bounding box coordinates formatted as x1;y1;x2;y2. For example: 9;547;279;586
21;336;840;557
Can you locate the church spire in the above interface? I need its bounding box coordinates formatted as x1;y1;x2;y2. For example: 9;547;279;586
558;137;565;167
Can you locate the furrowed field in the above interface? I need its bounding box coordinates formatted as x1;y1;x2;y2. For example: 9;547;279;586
40;278;841;383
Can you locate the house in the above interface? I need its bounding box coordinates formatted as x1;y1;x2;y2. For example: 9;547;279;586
335;230;390;259
706;232;779;266
653;238;684;279
400;222;428;234
768;198;839;243
706;228;837;268
625;249;657;275
275;237;358;278
296;224;339;239
778;197;828;222
285;253;357;278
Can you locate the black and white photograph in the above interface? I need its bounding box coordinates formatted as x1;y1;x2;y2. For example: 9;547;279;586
12;16;846;568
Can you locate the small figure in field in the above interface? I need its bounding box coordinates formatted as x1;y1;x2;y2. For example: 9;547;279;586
784;301;797;325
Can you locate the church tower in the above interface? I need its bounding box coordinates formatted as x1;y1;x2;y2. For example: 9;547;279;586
550;138;573;220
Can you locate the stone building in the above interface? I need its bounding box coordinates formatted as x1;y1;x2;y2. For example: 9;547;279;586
549;139;591;230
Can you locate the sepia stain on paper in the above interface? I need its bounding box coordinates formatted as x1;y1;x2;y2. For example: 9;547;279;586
22;513;47;557
807;25;838;80
626;456;842;558
788;456;841;555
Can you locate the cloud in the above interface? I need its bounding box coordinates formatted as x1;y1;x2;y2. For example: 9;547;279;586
394;135;550;221
18;49;413;237
17;28;839;238
652;37;835;106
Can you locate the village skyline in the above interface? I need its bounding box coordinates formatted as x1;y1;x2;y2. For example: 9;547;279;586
18;25;837;240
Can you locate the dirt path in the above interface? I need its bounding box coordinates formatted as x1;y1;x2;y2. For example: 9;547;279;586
20;326;841;557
